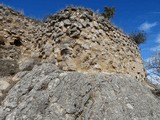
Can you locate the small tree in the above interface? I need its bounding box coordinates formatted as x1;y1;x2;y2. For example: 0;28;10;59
130;32;146;45
145;52;160;96
145;52;160;79
101;6;115;20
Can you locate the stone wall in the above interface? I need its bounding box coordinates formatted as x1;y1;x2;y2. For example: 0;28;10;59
0;4;42;58
0;5;146;81
36;7;146;81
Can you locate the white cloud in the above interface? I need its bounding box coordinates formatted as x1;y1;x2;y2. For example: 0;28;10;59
150;33;160;51
150;45;160;51
138;22;158;31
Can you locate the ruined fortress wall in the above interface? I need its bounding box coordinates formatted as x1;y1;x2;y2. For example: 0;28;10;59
36;7;146;81
0;5;146;81
0;4;42;58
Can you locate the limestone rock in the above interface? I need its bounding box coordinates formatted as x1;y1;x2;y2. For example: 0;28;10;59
63;19;71;26
0;60;19;76
19;58;36;71
12;71;28;82
0;63;160;120
0;16;3;21
0;81;10;91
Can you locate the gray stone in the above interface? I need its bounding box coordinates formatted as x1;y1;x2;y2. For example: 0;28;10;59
46;32;52;37
73;22;82;29
0;92;2;97
12;71;28;82
0;81;10;90
70;30;80;38
19;59;35;71
70;26;78;33
0;60;19;76
0;63;160;120
63;19;71;26
85;14;93;21
56;31;64;38
0;16;3;21
81;21;87;27
43;42;53;56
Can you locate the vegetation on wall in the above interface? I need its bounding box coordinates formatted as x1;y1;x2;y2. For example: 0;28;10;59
101;6;115;20
130;32;146;45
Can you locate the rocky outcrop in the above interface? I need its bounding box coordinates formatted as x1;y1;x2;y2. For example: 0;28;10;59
0;63;160;120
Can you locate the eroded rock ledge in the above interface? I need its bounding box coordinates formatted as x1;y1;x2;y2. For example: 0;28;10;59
0;63;160;120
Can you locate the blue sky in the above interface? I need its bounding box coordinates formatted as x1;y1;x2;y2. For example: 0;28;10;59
1;0;160;61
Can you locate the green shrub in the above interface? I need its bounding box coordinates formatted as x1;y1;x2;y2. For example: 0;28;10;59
130;32;146;45
101;6;115;20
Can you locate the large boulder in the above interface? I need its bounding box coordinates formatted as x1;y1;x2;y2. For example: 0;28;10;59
0;63;159;120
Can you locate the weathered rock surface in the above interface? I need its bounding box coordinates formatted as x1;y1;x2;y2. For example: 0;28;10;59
0;63;160;120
